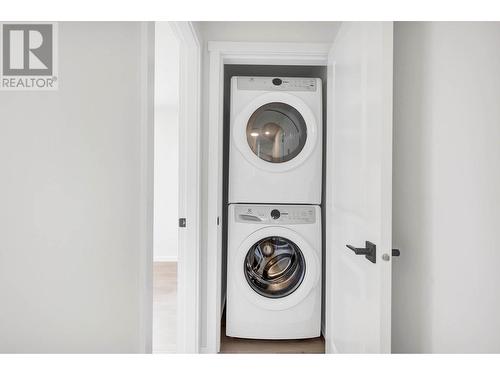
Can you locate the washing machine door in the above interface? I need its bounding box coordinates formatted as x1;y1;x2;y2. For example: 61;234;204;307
233;92;319;172
234;226;320;311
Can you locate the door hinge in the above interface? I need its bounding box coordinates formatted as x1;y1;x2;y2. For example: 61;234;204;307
179;218;186;228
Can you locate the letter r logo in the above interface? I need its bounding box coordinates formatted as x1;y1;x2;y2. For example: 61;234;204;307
2;24;53;76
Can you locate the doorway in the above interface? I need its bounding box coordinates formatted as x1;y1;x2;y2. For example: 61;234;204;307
152;21;201;354
152;21;180;353
204;42;332;352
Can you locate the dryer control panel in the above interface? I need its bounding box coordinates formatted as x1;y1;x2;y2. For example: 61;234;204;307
236;76;318;92
235;205;316;224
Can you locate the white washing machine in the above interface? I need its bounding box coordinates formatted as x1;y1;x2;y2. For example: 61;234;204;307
226;204;321;339
229;76;323;204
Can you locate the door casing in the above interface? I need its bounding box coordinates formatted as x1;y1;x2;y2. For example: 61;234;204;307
170;21;202;353
205;41;331;353
145;21;202;354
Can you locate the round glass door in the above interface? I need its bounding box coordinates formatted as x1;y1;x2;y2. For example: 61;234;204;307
246;102;307;163
244;236;306;298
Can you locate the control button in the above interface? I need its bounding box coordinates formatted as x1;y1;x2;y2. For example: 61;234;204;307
270;209;281;219
272;78;282;86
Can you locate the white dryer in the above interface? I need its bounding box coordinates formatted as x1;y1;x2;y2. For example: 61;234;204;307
227;204;321;339
229;76;322;204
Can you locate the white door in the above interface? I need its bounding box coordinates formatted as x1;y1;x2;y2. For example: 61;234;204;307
325;22;394;353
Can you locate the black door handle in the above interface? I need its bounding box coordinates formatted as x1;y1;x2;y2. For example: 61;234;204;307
346;241;376;264
392;249;400;257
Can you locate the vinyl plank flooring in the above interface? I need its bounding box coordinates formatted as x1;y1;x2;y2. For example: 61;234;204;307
220;320;325;354
153;261;177;353
220;333;325;354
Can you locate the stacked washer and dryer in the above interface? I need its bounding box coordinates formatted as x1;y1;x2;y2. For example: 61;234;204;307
227;76;323;339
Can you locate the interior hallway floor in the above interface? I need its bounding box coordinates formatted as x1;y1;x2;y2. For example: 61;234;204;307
153;261;177;353
153;261;325;354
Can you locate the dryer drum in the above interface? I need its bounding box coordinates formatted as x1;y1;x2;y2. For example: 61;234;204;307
246;102;307;164
244;236;306;298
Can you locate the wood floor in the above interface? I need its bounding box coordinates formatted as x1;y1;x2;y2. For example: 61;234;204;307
153;261;177;353
220;327;325;354
153;261;325;354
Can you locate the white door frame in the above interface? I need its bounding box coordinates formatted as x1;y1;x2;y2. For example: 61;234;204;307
205;41;331;353
170;22;202;353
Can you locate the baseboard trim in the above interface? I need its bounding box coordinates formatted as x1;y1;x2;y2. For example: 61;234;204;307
154;255;178;262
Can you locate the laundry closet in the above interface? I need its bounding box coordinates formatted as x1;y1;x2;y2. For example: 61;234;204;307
221;66;328;348
201;22;394;354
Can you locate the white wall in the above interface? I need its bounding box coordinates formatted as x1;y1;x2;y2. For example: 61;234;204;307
195;22;341;43
154;22;180;262
0;22;153;353
393;22;500;353
193;21;340;352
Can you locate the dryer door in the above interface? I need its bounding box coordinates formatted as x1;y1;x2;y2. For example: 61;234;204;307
233;92;319;173
233;226;320;311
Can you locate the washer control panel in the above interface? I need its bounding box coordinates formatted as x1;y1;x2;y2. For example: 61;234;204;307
235;205;316;224
236;76;318;92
